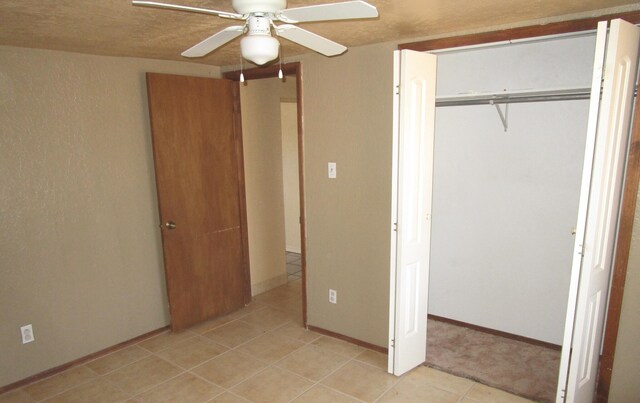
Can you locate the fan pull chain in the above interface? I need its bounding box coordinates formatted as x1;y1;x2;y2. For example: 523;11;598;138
240;55;245;83
278;47;284;81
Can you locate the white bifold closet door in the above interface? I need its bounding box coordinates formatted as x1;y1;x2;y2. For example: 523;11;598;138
388;20;640;403
557;19;640;403
387;49;436;376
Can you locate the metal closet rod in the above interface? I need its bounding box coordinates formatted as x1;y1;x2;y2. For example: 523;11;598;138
435;87;591;107
436;86;638;107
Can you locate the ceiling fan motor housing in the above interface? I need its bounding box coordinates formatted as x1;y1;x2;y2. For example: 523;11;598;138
246;15;271;35
232;0;286;14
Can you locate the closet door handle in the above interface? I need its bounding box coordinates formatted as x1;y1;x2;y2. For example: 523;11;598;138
164;221;176;230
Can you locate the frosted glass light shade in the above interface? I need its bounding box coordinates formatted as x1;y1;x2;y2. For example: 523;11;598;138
240;35;280;65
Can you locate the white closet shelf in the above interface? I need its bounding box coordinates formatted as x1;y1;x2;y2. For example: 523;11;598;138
436;87;592;107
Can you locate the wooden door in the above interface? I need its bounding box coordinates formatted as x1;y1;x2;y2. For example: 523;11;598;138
388;50;437;376
146;73;250;331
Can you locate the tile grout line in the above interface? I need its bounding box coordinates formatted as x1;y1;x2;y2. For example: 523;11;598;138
3;281;299;400
197;332;286;389
296;356;366;402
370;365;403;403
11;280;535;403
99;370;138;402
184;313;305;381
459;379;478;400
416;367;479;401
24;365;102;402
120;353;190;397
126;368;188;401
220;317;325;399
14;279;382;402
185;369;244;401
303;354;370;402
224;327;373;402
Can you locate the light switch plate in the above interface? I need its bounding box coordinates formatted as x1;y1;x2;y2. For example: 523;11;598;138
328;162;337;179
329;289;337;304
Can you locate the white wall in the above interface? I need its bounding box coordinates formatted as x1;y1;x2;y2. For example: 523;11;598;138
281;101;301;254
429;35;596;344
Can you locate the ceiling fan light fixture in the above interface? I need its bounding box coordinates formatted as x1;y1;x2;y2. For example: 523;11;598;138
240;34;280;65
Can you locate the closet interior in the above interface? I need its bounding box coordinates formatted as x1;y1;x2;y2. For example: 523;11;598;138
426;32;598;399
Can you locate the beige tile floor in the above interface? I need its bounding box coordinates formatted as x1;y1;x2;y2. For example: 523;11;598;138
0;279;533;403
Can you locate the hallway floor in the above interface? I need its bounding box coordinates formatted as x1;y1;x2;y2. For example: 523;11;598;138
286;252;302;282
1;280;532;402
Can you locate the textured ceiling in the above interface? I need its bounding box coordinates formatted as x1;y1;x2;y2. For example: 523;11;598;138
0;0;638;67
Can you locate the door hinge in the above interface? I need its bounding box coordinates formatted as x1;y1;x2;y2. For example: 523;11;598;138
393;222;398;232
395;85;400;95
391;339;395;348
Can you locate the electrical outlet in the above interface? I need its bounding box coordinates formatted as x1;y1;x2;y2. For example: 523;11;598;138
329;289;337;304
21;324;34;344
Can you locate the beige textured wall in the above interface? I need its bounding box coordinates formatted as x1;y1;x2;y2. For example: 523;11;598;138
609;185;640;401
0;46;219;387
281;101;301;253
240;77;297;295
298;43;397;347
295;39;640;365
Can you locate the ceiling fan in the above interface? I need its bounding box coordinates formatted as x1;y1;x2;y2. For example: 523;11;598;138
132;0;379;65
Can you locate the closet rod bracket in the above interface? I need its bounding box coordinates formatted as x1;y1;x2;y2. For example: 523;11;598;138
490;100;508;132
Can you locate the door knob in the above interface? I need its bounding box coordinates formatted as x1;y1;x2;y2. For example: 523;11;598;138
164;221;176;230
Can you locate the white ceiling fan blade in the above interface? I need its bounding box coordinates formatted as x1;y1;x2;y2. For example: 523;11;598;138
132;1;244;20
182;26;244;58
276;25;346;56
278;1;378;23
